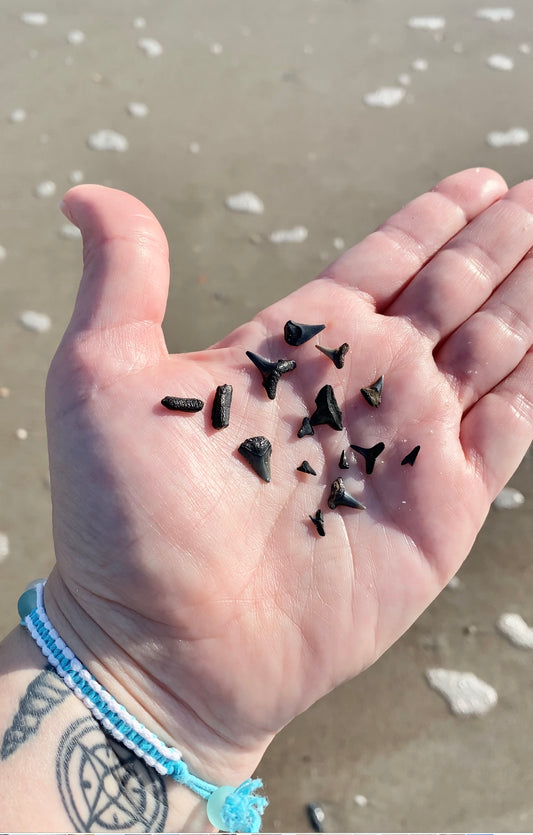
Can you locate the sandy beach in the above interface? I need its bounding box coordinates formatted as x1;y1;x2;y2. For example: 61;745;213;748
1;1;532;831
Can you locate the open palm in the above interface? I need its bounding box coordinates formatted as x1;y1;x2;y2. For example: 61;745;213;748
44;168;533;785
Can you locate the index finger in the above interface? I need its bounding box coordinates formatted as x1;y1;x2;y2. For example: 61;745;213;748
322;167;507;309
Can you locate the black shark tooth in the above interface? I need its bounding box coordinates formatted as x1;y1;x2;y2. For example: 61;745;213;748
161;396;204;412
401;445;420;466
361;375;384;408
297;460;317;475
309;509;326;536
339;449;349;469
297;416;314;438
315;342;349;369
211;384;233;429
350;442;385;475
309;385;343;431
238;436;272;482
327;477;366;510
246;351;296;399
284;320;325;346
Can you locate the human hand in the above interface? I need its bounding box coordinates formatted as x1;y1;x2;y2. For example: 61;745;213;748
44;168;533;790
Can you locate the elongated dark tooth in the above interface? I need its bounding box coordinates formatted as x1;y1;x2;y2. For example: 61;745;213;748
328;477;366;510
297;460;317;475
238;436;272;482
211;384;233;429
310;384;343;431
246;350;296;399
161;396;204;412
339;449;349;469
401;444;420;466
361;374;384;407
284;320;325;346
350;441;385;474
297;416;314;438
316;342;349;369
309;510;325;537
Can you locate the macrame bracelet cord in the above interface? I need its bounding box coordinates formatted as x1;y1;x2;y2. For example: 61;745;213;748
18;579;268;833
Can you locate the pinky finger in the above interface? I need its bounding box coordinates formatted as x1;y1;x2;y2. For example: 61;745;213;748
461;348;533;499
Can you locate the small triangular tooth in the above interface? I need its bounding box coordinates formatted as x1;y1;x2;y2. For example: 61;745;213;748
238;436;272;482
309;385;343;431
361;375;384;407
284;320;326;346
401;445;420;466
339;449;349;469
297;416;314;438
316;342;349;369
350;442;385;475
297;460;317;475
309;509;326;536
328;478;366;510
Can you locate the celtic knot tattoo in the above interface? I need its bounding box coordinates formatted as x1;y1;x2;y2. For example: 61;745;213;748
56;716;168;831
1;667;70;759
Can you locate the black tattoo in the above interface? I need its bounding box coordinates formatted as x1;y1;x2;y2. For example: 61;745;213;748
1;666;70;759
56;716;168;832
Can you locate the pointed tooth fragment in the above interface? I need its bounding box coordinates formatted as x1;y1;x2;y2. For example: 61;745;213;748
245;350;296;399
284;320;325;346
339;449;349;469
297;416;314;437
310;384;343;430
309;509;325;536
316;342;349;369
361;374;384;407
238;436;272;482
401;444;420;466
297;460;317;475
350;442;385;474
328;477;365;510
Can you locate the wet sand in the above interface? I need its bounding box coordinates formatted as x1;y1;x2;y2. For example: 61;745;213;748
1;1;532;831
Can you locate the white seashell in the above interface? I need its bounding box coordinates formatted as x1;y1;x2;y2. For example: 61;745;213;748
426;668;498;715
225;191;264;214
19;310;51;332
493;486;525;509
497;613;533;649
87;129;129;152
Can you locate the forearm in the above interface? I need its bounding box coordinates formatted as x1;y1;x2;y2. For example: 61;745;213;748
0;627;214;833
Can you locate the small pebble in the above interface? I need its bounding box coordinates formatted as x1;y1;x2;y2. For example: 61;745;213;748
486;127;529;147
69;169;84;184
497;613;533;649
354;794;368;807
225;191;264;214
87;129;129;152
493;486;525;509
19;310;51;333
59;223;82;240
407;16;446;30
425;668;498;716
127;101;149;118
487;53;514;70
138;37;163;57
0;532;9;563
67;29;85;45
9;108;27;123
34;180;56;198
269;226;308;244
16;428;29;440
21;12;48;25
475;7;515;22
333;237;345;250
364;87;405;108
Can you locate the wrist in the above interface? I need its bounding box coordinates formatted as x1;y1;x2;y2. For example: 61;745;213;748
38;571;270;830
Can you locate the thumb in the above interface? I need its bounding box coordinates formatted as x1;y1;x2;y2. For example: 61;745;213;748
60;184;170;337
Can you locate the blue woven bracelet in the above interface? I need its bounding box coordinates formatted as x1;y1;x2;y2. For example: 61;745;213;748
18;579;268;833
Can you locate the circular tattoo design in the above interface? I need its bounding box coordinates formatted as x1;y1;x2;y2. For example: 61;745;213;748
56;716;167;832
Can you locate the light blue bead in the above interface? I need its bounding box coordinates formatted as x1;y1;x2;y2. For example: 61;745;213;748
206;785;235;830
18;587;38;624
